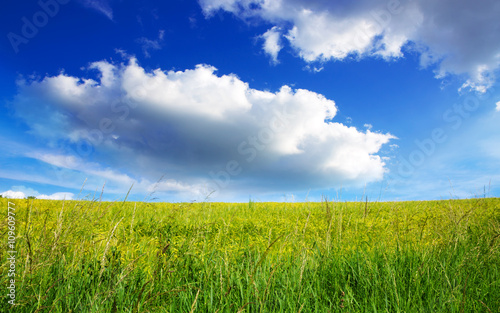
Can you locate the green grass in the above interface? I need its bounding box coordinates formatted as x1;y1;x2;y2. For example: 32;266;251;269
1;197;499;312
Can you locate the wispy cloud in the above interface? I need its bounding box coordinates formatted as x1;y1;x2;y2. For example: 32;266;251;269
81;0;114;20
136;30;165;58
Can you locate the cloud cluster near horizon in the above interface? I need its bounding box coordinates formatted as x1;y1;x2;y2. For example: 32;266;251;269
200;0;500;92
11;58;394;199
0;187;74;200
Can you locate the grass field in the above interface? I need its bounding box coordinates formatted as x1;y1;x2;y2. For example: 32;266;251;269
1;196;499;312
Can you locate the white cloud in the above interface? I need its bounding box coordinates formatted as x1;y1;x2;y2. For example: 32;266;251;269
0;188;74;200
364;123;373;130
261;26;282;64
496;101;500;112
1;190;26;199
200;0;500;92
37;192;74;200
11;58;394;198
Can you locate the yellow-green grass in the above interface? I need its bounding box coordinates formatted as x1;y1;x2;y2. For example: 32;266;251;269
1;197;499;312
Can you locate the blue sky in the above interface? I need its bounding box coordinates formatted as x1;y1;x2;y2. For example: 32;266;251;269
1;0;499;202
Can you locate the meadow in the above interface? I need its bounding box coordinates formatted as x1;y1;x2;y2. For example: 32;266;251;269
1;196;499;312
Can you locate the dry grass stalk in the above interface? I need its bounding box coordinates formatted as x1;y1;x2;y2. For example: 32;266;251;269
99;217;124;279
189;289;201;313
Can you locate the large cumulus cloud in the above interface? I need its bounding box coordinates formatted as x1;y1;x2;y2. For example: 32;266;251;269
11;58;394;198
200;0;500;92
